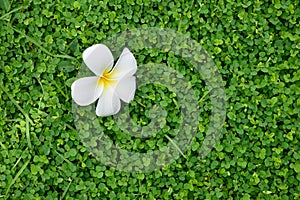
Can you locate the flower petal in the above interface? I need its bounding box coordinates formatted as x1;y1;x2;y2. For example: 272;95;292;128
71;76;103;106
110;47;137;79
115;76;136;103
96;87;121;116
83;44;114;76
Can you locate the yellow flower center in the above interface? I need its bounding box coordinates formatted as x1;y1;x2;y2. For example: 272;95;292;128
97;69;116;88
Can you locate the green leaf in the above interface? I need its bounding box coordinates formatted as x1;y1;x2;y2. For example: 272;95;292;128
292;163;300;173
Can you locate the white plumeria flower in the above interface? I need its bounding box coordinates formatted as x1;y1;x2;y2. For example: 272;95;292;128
71;44;137;116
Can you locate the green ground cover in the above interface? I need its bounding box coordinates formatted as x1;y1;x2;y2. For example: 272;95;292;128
0;0;299;199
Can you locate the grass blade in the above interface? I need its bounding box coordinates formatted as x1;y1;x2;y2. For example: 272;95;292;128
199;89;211;103
60;178;73;200
9;25;77;61
25;117;32;149
0;84;34;125
12;147;28;171
5;159;30;199
53;150;73;166
0;6;22;20
164;135;187;159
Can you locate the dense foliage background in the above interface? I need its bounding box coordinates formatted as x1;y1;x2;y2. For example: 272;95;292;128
0;0;299;199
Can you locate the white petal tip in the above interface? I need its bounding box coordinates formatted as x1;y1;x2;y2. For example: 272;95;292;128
71;77;102;106
82;44;114;75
